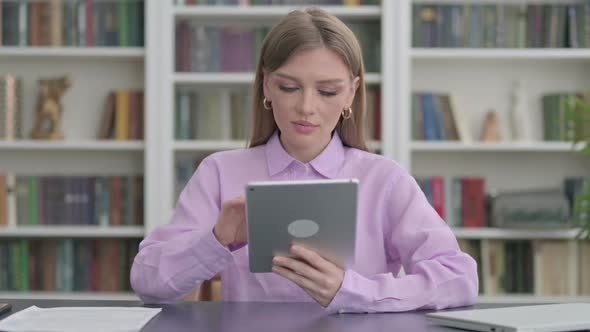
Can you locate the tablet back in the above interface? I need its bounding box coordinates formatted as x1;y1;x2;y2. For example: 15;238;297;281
246;179;358;273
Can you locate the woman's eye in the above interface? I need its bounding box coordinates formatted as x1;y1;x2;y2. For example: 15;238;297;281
279;86;298;93
319;90;337;97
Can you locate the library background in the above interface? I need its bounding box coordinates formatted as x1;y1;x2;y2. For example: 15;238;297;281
0;0;589;303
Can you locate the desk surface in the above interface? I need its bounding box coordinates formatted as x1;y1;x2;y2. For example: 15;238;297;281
0;299;522;332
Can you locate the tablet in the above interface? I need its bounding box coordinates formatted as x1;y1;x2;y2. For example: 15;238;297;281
245;179;358;273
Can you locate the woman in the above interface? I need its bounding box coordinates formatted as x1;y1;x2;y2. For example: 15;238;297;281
131;7;478;314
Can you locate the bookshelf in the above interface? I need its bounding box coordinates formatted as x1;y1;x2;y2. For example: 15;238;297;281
154;1;394;230
0;226;145;238
0;47;145;58
0;0;149;300
173;72;382;85
401;0;590;302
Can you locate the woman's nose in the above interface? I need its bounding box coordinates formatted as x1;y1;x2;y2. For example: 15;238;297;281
298;89;316;116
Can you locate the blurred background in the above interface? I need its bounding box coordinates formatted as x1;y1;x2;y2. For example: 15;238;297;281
0;0;588;303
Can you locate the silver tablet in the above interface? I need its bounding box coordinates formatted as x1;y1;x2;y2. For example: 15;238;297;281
245;179;358;273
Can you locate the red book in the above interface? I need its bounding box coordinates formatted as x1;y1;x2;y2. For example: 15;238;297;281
430;176;445;219
461;178;485;228
90;240;99;291
85;0;94;46
373;89;381;140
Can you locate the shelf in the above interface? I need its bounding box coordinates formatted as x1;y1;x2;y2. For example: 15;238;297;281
174;5;381;20
175;140;247;151
174;140;381;151
0;226;145;238
174;72;381;85
477;295;590;304
452;228;581;240
0;140;145;152
0;292;139;301
412;48;590;60
0;47;145;59
411;141;585;153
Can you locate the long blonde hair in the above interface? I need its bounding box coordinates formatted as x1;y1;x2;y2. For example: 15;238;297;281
248;7;368;151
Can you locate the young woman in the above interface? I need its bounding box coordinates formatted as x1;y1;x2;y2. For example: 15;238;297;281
131;7;478;314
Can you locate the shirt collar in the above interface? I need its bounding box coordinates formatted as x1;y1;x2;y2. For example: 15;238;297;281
265;131;346;179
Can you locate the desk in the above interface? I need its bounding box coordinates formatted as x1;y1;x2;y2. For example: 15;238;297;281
0;299;520;331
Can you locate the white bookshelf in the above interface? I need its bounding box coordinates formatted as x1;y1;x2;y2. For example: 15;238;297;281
174;5;381;20
173;140;382;152
453;228;582;240
399;0;590;302
0;226;145;238
410;142;585;152
0;47;145;58
0;140;144;151
0;1;151;300
0;291;139;301
412;48;590;60
153;1;391;230
174;72;382;85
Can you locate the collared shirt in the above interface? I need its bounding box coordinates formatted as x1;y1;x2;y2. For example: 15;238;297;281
131;131;478;313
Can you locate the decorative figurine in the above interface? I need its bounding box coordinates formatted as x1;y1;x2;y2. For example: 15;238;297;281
31;76;72;140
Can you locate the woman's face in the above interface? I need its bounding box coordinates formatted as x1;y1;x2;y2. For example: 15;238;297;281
263;46;359;161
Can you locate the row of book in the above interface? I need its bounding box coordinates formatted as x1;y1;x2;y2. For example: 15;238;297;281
175;22;380;73
174;87;381;141
417;177;485;228
0;75;23;140
0;239;139;292
0;175;144;227
175;0;379;4
0;0;145;47
175;89;251;140
411;93;466;142
413;3;590;48
460;239;590;296
542;93;590;142
98;90;144;140
417;176;589;229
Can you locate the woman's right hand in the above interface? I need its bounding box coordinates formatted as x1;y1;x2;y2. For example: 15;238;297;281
213;195;247;247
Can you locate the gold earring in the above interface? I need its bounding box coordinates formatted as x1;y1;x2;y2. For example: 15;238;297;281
263;98;272;110
342;107;352;120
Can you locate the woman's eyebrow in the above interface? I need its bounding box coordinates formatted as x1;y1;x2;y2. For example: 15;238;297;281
274;72;344;84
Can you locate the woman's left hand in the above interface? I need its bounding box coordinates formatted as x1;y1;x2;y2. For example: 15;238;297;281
272;244;344;307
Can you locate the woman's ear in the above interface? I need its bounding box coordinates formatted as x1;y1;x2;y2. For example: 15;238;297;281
263;73;271;101
346;76;360;107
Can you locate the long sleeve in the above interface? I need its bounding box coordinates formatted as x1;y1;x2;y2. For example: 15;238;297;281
131;158;234;303
325;173;478;314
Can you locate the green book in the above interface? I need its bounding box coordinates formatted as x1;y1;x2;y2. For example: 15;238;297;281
19;239;28;291
28;177;38;225
119;0;128;47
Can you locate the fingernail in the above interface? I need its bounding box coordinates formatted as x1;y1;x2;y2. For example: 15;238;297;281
272;257;278;264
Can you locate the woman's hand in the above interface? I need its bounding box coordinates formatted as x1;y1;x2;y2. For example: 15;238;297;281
213;196;247;246
272;244;344;307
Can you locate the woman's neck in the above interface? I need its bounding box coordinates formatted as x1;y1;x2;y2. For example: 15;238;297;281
279;134;332;164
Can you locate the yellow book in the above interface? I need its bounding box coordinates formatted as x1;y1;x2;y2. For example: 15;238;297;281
343;0;360;6
116;90;129;141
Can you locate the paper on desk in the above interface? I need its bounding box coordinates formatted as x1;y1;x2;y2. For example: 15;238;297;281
0;305;161;332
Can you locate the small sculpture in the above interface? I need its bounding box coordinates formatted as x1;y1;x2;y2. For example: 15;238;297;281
31;76;72;140
509;79;531;141
480;110;502;142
